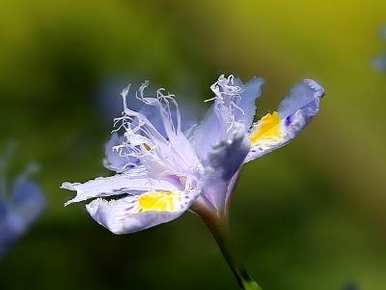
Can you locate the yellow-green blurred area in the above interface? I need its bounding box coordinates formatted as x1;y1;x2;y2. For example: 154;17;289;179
1;0;386;289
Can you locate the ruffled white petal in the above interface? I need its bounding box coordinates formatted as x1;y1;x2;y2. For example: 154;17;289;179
112;82;202;179
85;189;199;234
62;169;180;206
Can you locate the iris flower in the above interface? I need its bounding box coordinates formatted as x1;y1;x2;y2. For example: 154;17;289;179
61;74;324;290
0;145;45;258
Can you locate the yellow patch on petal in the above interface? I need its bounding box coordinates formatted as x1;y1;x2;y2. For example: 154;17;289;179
250;111;283;145
138;191;180;212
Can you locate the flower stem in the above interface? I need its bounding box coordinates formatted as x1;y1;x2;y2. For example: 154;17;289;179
192;203;262;290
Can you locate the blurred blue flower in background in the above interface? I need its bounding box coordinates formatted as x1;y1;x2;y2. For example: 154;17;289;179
373;25;386;72
379;25;386;41
342;282;360;290
0;144;45;259
373;53;386;72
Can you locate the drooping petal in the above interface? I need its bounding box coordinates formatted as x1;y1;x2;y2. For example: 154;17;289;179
86;189;199;234
191;75;263;162
61;168;181;206
201;124;250;211
245;79;324;162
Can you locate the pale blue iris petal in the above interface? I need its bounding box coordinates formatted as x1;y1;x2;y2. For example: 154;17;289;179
62;169;180;206
191;76;263;163
233;77;264;128
278;79;324;121
190;106;224;161
119;83;196;136
202;125;250;210
245;79;324;163
98;79;167;131
86;195;193;235
200;179;228;212
103;133;139;172
198;170;240;216
138;96;198;136
206;126;250;180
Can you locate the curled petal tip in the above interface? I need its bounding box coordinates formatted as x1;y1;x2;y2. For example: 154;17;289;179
303;79;325;98
60;182;76;191
61;182;79;206
246;78;325;163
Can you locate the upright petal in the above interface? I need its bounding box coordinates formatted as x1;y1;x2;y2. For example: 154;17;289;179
206;124;250;181
86;188;199;234
190;106;222;161
233;77;264;128
112;83;202;179
191;75;263;162
201;124;250;211
245;79;324;162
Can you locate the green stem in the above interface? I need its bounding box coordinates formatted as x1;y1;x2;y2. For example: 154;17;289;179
192;203;262;290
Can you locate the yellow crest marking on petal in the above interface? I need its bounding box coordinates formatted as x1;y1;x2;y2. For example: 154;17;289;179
138;191;180;212
250;111;282;145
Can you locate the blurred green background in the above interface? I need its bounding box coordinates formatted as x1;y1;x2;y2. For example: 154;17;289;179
1;0;386;289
